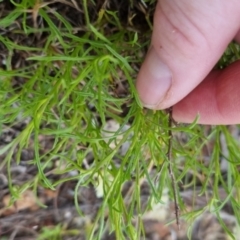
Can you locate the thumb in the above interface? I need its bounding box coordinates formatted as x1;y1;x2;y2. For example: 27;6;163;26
136;0;240;109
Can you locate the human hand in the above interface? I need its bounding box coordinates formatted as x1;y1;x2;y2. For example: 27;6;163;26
136;0;240;124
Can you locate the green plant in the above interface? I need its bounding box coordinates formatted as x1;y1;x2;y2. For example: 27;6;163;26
0;1;240;239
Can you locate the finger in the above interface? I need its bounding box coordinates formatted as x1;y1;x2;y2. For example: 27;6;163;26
235;29;240;43
136;0;240;109
173;60;240;124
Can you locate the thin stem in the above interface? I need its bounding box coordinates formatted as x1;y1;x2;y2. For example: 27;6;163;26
167;107;180;229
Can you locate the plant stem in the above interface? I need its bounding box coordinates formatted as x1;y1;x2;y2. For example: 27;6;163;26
167;107;180;229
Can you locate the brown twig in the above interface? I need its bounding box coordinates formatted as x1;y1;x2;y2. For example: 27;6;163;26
167;107;180;229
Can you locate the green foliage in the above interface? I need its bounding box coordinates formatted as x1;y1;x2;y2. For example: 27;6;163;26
0;1;240;239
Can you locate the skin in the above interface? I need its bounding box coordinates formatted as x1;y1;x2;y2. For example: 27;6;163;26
136;0;240;124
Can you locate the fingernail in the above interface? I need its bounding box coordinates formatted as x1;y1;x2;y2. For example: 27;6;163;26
137;47;172;109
